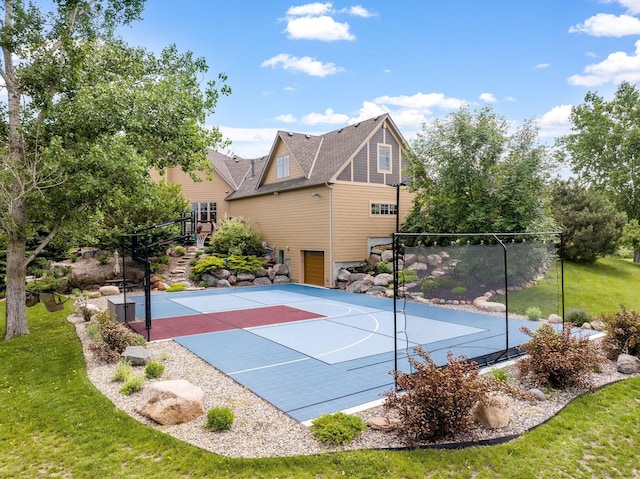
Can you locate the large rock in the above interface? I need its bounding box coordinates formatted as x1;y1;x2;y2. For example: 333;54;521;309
473;296;506;313
336;269;351;282
122;346;151;366
374;273;394;286
99;285;120;296
473;393;513;429
136;380;205;425
617;354;640;374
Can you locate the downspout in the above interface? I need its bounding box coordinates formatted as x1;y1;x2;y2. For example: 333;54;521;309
325;182;334;287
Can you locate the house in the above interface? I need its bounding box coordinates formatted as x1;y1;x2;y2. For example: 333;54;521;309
157;114;414;287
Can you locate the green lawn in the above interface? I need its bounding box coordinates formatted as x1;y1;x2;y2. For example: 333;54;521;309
2;262;640;478
507;256;640;317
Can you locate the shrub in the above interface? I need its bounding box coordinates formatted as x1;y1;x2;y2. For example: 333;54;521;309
210;216;264;256
310;412;366;445
384;348;486;443
156;255;171;265
224;255;267;274
97;252;111;265
113;359;133;382
600;305;640;358
376;261;393;274
525;306;543;321
119;374;145;395
88;341;120;363
205;407;235;432
145;362;165;379
516;323;603;389
165;284;185;293
490;367;509;383
86;322;101;342
171;246;186;257
189;255;226;281
451;286;467;296
566;308;592;327
397;270;418;283
95;311;146;354
75;294;94;322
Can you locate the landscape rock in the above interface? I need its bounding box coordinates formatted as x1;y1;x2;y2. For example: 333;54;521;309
548;314;563;324
99;285;120;296
527;388;547;401
473;393;513;429
122;346;151;366
373;273;394;286
366;416;400;431
136;379;205;425
473;296;506;313
617;354;640;374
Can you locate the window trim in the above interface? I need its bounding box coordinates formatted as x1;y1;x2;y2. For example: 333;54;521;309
370;201;397;217
276;154;290;179
377;144;392;173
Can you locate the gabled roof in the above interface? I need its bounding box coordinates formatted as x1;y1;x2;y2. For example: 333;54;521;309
206;150;254;190
223;114;405;200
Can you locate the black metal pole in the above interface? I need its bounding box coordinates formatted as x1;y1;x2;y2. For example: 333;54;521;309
493;235;509;355
392;232;398;390
145;244;151;342
560;232;565;327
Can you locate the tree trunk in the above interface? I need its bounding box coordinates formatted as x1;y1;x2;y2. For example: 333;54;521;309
635;249;640;264
5;230;29;339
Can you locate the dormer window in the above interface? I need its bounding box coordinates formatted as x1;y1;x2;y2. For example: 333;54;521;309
276;154;290;179
378;145;391;173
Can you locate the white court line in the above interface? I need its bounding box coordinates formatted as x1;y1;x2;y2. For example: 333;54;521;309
228;357;310;375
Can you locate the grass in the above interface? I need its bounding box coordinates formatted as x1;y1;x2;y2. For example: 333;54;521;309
506;256;640;317
1;264;640;478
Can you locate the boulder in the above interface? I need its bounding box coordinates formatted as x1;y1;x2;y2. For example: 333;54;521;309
122;346;151;366
336;269;351;282
473;296;506;313
381;249;394;262
366;416;400;431
236;272;256;282
617;354;640;374
253;277;272;286
273;275;290;284
99;285;120;296
346;280;363;294
548;314;563;324
273;263;289;276
473;393;513;429
216;279;231;288
136;379;205;425
374;273;394;286
201;273;218;287
527;388;547;401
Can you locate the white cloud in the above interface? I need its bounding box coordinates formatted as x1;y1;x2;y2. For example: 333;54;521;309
568;39;640;86
341;6;377;17
602;0;640;15
479;92;497;103
261;54;345;77
285;15;355;41
536;104;573;138
569;13;640;37
286;2;333;16
218;126;280;158
535;63;551;69
302;108;350;125
373;92;465;114
275;114;297;123
383;68;391;73
505;96;517;102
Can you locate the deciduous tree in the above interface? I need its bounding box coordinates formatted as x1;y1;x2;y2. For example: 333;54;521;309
0;0;230;339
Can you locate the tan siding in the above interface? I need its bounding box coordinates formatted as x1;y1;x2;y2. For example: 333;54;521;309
263;140;305;185
229;187;331;285
159;167;233;228
331;183;413;262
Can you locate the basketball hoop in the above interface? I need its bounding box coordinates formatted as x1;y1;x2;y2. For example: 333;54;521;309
196;233;209;250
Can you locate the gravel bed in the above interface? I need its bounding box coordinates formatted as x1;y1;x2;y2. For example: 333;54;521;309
71;296;637;458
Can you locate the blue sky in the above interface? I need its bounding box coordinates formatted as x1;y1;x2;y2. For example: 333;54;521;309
119;0;640;158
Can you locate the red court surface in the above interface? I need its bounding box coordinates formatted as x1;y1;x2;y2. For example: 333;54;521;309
127;305;324;340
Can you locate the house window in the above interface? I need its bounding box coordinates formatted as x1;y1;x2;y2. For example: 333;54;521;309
192;202;217;223
371;203;397;216
276;155;290;179
378;145;391;173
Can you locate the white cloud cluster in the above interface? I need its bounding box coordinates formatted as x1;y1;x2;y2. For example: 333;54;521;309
261;54;344;77
283;2;374;42
569;1;640;86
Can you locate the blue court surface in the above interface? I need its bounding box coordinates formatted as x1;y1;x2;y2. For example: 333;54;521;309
127;283;547;422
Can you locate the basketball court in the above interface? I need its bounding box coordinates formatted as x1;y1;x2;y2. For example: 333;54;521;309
125;283;545;422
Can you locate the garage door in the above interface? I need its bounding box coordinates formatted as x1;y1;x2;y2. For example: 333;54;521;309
304;251;324;286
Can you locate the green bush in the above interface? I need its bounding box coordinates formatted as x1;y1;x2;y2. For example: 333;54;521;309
490;367;509;383
376;261;393;274
119;374;144;395
525;306;543;321
165;284;186;293
86;322;101;342
97;252;111;265
172;246;186;257
156;255;171;265
600;305;640;358
420;278;440;294
95;311;146;354
397;270;418;283
145;362;165;379
566;308;592;327
210;216;264;256
190;254;267;281
310;412;366;445
384;348;486;443
451;286;467;296
189;255;226;281
517;323;603;389
113;359;133;382
205;407;235;432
